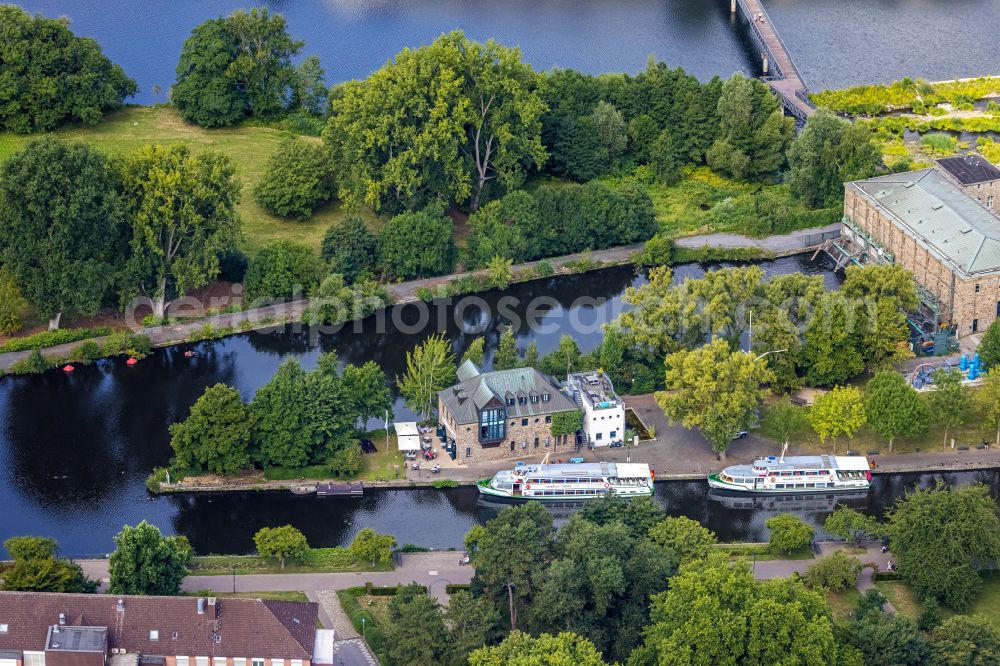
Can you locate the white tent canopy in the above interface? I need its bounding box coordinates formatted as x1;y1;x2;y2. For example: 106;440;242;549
395;421;422;451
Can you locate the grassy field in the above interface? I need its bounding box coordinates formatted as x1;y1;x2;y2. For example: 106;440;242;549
0;106;383;253
874;580;923;619
826;587;862;622
189;547;394;576
873;572;1000;628
260;435;406;483
714;542;815;561
757;393;992;456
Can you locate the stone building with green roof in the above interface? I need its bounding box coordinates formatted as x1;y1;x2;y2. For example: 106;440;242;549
437;360;579;463
844;157;1000;335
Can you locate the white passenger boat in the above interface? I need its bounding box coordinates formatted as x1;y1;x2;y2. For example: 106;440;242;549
707;453;871;493
478;458;654;501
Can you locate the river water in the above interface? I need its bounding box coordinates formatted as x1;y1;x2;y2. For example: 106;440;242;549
0;254;957;558
14;0;999;105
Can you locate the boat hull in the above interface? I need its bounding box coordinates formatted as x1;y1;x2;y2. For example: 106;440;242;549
477;479;653;501
707;473;870;494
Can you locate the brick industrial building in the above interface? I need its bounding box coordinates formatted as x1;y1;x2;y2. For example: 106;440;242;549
437;361;578;463
842;154;1000;335
0;592;329;666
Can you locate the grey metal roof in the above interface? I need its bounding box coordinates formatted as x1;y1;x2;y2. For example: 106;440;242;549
456;359;481;383
936;154;1000;185
438;367;577;425
850;168;1000;278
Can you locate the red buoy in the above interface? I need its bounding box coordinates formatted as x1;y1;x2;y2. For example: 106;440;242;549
62;365;75;373
126;357;138;366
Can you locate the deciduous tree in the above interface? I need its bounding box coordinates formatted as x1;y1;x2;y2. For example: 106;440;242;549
647;516;717;563
0;6;136;132
469;631;609;666
169;384;253;474
761;398;809;451
864;370;928;452
121;144;241;318
928;368;972;448
0;139;127;329
4;536;58;561
377;204;455;280
846;598;928;666
802;551;862;591
809;385;866;454
0;271;26;335
928;615;1000;666
254;525;308;569
320;215;378;283
397;334;456;420
766;513;814;554
657;339;774;457
243;240;324;303
802;292;864;386
888;483;1000;610
787;110;880;208
108;521;191;595
348;528;396;566
977;368;1000;447
824;507;883;546
384;584;451;665
253;139;334;220
342;361;393;431
978;318;1000;371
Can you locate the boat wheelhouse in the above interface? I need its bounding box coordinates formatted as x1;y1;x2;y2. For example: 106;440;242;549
707;455;871;494
478;460;654;501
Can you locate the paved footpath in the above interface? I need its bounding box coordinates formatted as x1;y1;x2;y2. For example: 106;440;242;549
78;552;472;601
675;223;840;255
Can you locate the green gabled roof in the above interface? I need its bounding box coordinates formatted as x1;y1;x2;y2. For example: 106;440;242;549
850;168;1000;278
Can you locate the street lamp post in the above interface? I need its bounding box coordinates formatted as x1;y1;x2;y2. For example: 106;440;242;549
231;564;236;594
361;616;366;641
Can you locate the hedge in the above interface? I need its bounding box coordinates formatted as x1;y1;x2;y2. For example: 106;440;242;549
0;327;111;353
445;584;470;594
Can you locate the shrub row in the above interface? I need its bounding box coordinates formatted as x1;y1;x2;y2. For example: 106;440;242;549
5;332;152;376
0;327;112;353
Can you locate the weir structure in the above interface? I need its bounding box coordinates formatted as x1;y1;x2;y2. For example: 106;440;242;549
732;0;816;123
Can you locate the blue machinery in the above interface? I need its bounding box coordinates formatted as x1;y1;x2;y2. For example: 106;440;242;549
910;354;982;389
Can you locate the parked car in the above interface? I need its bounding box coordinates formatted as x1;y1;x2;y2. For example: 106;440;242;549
732;431;748;440
359;438;377;454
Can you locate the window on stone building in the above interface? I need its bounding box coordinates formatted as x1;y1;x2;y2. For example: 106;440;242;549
545;415;552;423
466;447;472;458
534;437;539;448
973;319;979;333
989;195;995;209
976;283;981;293
522;418;528;426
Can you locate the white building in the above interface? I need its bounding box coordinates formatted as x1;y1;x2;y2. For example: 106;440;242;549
565;371;626;447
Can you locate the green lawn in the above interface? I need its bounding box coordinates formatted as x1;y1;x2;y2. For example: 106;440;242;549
874;573;1000;629
874;580;923;619
189;548;394;576
260;435;406;483
757;395;992;456
826;587;862;623
0;106;383;253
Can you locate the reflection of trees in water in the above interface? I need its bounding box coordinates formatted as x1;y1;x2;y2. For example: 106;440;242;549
246;325;313;356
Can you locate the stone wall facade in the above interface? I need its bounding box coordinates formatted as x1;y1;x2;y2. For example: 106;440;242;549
844;187;999;335
439;396;576;464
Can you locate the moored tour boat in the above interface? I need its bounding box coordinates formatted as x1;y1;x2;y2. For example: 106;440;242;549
478;459;654;501
707;454;871;493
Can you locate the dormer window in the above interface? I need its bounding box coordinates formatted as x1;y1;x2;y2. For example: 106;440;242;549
531;394;539;404
518;396;527;405
542;393;550;402
507;397;515;406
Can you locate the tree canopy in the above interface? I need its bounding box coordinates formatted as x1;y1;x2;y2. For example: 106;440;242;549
888;483;1000;610
121;144;242;318
169;384;254;474
377;204;455;280
787;110;881;208
253;139;335;220
0;6;136;132
243;240;324;303
397;334;456;420
173;8;304;127
324;31;546;212
470;631;611;666
657;339;773;456
864;370;928;451
0;138;127;328
108;521;191;595
321;215;378;283
254;525;309;569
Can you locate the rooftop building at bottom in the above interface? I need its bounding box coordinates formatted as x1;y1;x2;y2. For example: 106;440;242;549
0;591;332;666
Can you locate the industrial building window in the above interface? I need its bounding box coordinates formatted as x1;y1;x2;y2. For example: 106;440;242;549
522;418;528;426
479;408;505;441
545;415;552;423
989;195;995;209
976;283;981;293
466;447;472;457
973;319;980;333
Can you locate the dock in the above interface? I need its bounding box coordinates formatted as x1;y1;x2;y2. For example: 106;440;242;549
733;0;816;123
316;481;364;497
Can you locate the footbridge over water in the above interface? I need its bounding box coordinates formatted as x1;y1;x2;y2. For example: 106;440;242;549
732;0;816;123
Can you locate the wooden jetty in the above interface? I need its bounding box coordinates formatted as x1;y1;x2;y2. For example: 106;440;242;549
317;481;364;497
733;0;816;123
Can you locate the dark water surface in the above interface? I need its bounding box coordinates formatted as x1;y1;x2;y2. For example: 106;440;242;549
1;257;842;556
14;0;758;106
16;0;997;106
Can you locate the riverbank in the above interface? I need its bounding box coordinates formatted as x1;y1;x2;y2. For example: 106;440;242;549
0;225;838;374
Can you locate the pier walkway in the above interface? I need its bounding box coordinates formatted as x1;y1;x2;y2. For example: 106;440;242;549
734;0;816;122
